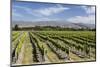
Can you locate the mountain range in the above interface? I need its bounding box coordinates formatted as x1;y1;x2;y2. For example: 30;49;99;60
12;21;95;29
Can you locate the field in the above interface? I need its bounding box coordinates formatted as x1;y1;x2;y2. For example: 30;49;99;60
11;31;96;65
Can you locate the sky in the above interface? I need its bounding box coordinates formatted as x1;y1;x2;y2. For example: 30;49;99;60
12;0;96;24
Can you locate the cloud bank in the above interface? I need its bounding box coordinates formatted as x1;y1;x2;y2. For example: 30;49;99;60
67;15;95;24
33;4;69;16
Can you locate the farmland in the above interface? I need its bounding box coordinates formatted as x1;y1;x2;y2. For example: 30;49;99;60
11;31;96;65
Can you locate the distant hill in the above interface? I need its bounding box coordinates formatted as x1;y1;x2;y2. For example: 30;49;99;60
12;21;95;29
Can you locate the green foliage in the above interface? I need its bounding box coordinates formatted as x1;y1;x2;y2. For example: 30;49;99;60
15;32;26;58
12;25;96;31
12;31;96;63
14;24;19;30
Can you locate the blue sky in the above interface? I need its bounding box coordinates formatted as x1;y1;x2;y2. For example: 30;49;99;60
12;0;95;24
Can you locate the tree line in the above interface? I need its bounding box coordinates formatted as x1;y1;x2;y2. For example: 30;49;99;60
13;24;96;31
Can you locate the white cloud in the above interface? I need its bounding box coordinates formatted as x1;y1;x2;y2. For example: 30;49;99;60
12;5;33;18
12;12;23;18
13;5;32;14
32;18;50;21
30;17;61;22
33;4;70;16
81;6;95;14
12;4;70;18
67;15;95;24
66;6;95;24
12;5;42;17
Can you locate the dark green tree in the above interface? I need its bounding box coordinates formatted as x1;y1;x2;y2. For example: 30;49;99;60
14;24;19;30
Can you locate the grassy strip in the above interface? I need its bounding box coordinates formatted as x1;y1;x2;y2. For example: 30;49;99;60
15;32;26;60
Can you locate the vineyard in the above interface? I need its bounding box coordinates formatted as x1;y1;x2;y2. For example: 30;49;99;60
11;31;96;65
